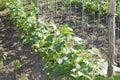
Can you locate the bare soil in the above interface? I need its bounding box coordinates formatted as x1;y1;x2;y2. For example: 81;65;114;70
0;10;63;80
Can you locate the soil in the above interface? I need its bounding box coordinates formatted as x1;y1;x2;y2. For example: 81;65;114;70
0;10;62;80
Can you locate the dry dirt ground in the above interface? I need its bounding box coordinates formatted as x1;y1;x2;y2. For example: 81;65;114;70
0;10;63;80
0;12;46;80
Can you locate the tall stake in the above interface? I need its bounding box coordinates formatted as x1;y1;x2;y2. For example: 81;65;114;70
107;0;116;78
82;0;85;37
97;0;101;42
34;0;39;27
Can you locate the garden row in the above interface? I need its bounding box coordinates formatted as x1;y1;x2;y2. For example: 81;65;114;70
2;0;119;80
64;0;120;23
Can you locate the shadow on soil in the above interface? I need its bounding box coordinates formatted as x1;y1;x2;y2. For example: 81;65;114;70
0;15;46;80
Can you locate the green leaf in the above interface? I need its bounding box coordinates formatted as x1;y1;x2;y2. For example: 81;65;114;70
54;41;65;52
73;44;85;50
60;24;73;35
50;22;57;30
95;76;105;80
56;58;63;64
45;35;54;42
109;76;114;80
43;42;52;48
113;74;120;80
53;65;64;76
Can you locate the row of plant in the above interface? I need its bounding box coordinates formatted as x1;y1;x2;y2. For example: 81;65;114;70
4;0;119;80
62;0;120;24
0;0;6;11
47;0;119;25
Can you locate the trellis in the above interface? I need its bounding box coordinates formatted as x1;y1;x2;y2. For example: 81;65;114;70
33;0;118;78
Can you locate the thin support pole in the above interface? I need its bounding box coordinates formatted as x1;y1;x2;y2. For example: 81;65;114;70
69;0;71;20
55;0;57;17
96;0;102;42
34;0;39;27
82;0;85;37
107;0;116;78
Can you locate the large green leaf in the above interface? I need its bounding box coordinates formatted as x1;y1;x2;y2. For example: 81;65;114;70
54;41;65;52
73;44;85;50
45;35;54;42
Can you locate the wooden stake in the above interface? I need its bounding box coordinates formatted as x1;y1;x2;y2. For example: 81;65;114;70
34;0;39;27
107;0;116;78
81;0;85;37
97;0;101;42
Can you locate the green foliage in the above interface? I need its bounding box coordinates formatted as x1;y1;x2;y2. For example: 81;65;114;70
94;74;120;80
112;74;120;80
95;76;106;80
66;0;120;24
70;0;108;17
0;0;6;10
116;1;120;24
0;53;7;64
7;0;37;29
13;59;22;70
6;0;120;80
